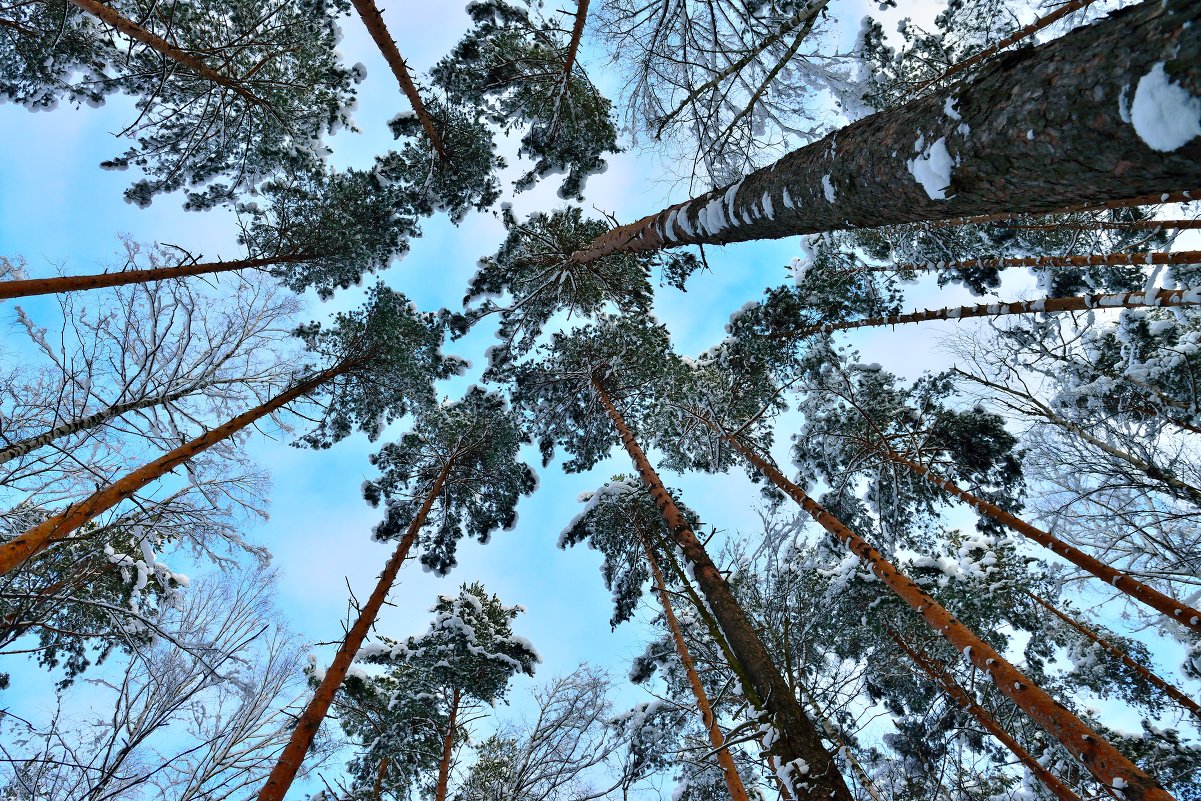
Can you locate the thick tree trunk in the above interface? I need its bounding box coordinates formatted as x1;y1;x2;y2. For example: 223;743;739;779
560;0;590;80
591;377;852;800
1025;591;1201;720
568;0;1201;264
887;630;1083;801
798;288;1201;338
706;423;1174;801
878;447;1201;633
928;189;1199;229
435;686;461;801
256;457;455;801
862;250;1201;275
0;385;205;465
65;0;264;105
0;362;353;577
640;536;751;801
0;254;309;301
350;0;447;160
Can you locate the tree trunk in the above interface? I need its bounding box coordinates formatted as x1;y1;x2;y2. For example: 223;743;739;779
350;0;447;160
256;457;455;801
435;686;461;801
797;288;1201;338
1001;220;1201;232
860;250;1201;275
639;534;751;801
1025;591;1201;720
877;447;1201;633
560;0;590;80
705;422;1173;801
566;0;1201;264
0;362;354;577
591;376;852;800
0;253;312;301
928;189;1199;229
887;630;1083;801
373;756;390;801
65;0;264;105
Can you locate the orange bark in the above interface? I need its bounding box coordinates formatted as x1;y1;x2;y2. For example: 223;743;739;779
0;362;353;577
703;422;1174;801
0;253;312;301
561;0;590;80
888;630;1083;801
880;448;1201;634
435;686;461;801
256;457;455;801
640;536;751;801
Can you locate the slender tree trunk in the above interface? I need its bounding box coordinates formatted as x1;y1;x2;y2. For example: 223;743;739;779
703;422;1174;801
860;250;1201;275
1025;591;1201;720
928;189;1200;229
797;288;1201;338
1001;220;1201;232
887;630;1084;801
1;385;206;465
372;756;390;801
350;0;447;160
591;377;852;800
256;457;455;801
876;447;1201;633
639;534;751;801
0;361;354;577
909;0;1099;96
565;0;1200;264
435;686;461;801
64;0;264;105
0;254;313;301
560;0;590;80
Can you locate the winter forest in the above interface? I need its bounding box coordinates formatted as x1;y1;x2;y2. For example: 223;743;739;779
0;0;1199;798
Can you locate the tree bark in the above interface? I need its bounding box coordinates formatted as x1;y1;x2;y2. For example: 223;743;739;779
567;0;1201;264
1001;220;1201;232
1025;591;1201;720
927;189;1199;229
877;447;1201;633
435;686;461;801
0;362;353;577
703;421;1174;801
639;534;751;801
350;0;447;160
797;288;1201;338
560;0;590;81
591;376;852;800
373;756;390;801
0;253;312;301
860;250;1201;275
65;0;264;105
256;457;455;801
887;630;1084;801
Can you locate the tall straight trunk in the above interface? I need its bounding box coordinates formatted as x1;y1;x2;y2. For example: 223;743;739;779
350;0;447;160
639;535;752;801
65;0;263;105
435;686;461;801
797;289;1201;338
1001;220;1201;232
860;250;1201;275
0;253;313;301
928;189;1199;229
256;457;455;801
1025;591;1201;720
0;362;354;577
909;0;1099;96
372;756;390;801
590;377;852;800
877;447;1201;633
566;0;1200;264
704;422;1173;801
0;384;209;465
560;0;590;80
887;630;1084;801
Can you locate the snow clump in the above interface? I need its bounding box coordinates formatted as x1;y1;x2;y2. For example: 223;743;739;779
1129;62;1201;152
907;135;954;200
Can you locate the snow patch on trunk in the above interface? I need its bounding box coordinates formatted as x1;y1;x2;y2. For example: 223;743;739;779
1130;62;1201;152
907;136;954;200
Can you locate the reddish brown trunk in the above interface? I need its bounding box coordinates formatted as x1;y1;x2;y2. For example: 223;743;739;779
861;250;1201;275
798;288;1201;338
640;536;751;801
591;377;851;800
65;0;263;105
1025;591;1201;720
909;0;1099;96
373;756;390;801
561;0;590;80
0;362;354;577
350;0;447;160
881;448;1201;633
709;425;1173;801
927;190;1200;229
0;254;309;301
887;630;1083;801
435;686;461;801
256;457;455;801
